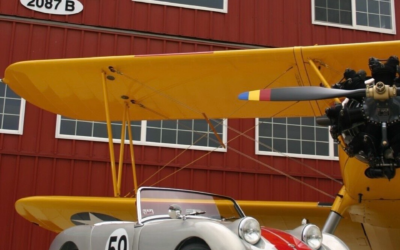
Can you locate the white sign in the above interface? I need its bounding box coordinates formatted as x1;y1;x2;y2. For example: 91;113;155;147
20;0;83;15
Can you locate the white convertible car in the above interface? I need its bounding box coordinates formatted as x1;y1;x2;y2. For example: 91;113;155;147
50;187;348;250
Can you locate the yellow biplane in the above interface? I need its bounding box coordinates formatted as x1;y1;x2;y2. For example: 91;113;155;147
3;40;400;250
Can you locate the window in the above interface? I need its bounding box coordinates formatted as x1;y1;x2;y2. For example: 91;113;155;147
313;0;396;34
257;117;338;160
133;0;228;13
56;116;227;152
0;83;25;135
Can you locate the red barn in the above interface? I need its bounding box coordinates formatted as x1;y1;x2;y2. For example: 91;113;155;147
0;0;398;249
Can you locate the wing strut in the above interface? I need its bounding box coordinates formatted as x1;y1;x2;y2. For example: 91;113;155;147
126;107;139;195
101;72;138;197
117;104;127;194
102;72;119;197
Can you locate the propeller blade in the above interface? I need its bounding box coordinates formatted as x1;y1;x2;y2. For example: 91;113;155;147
238;87;366;101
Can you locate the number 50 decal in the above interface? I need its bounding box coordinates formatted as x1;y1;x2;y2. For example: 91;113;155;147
20;0;83;15
105;228;129;250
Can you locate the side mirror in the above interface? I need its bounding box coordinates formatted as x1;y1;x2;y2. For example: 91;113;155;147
168;204;182;219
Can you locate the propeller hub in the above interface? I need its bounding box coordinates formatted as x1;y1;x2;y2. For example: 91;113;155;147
366;83;397;100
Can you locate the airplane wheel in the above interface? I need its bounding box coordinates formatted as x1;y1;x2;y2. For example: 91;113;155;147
181;242;210;250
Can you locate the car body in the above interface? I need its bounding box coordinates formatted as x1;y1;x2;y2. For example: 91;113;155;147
50;187;348;250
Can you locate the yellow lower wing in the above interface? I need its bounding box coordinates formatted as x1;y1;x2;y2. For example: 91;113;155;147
16;196;332;233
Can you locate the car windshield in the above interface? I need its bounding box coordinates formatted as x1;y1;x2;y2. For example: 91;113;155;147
137;188;244;223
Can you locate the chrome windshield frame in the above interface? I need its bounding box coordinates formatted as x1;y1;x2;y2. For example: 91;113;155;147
136;186;245;225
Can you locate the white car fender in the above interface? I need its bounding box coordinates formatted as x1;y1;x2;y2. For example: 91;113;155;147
49;226;91;250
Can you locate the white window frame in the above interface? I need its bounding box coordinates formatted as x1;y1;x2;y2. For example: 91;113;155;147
255;118;338;161
55;115;228;152
0;84;26;135
133;0;228;13
312;0;396;34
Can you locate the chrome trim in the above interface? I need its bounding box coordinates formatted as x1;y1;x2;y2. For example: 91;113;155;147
136;186;245;225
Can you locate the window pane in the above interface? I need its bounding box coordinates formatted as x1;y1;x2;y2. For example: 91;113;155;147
367;0;379;14
327;9;340;23
273;138;286;153
111;123;122;139
302;126;315;141
147;128;161;142
76;121;93;136
302;141;315;155
273;124;286;138
315;0;326;7
209;133;221;147
162;120;177;129
147;120;161;127
327;0;339;8
334;143;338;156
4;99;21;114
193;120;208;132
273;118;286;124
129;125;141;141
177;130;192;145
380;1;390;14
381;15;391;28
302;117;315;126
356;0;367;11
0;98;3;112
340;0;352;10
162;130;176;144
316;142;329;156
60;120;76;135
287;117;300;125
3;115;19;130
178;119;193;130
93;123;108;138
357;12;368;25
288;126;300;139
259;122;272;137
369;13;380;27
210;119;223;133
193;133;208;146
340;10;352;24
5;88;19;98
0;84;5;96
288;140;301;154
259;137;272;152
316;127;329;141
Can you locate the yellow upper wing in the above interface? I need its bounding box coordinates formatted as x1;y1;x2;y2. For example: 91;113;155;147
4;40;400;121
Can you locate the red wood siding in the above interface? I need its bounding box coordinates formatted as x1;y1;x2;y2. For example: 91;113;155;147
1;0;400;47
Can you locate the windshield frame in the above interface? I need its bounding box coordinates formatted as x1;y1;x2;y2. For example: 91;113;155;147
136;186;245;224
